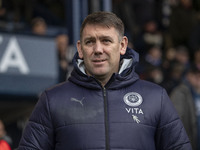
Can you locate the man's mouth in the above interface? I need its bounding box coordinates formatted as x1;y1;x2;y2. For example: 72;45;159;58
92;59;107;65
93;59;106;62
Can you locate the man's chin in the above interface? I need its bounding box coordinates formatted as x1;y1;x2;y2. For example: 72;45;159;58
91;71;108;78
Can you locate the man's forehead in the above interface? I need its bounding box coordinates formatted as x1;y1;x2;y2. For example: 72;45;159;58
85;23;111;28
83;24;116;32
81;24;119;38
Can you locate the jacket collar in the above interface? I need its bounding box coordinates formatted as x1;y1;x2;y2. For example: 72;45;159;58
76;47;139;75
77;58;133;75
69;47;139;89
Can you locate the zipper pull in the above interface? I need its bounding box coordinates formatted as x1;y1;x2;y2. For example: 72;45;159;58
103;87;106;97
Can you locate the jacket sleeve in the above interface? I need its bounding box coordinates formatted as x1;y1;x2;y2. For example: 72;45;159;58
17;91;54;150
155;89;192;150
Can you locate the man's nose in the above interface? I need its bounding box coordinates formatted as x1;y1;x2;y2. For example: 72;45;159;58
94;41;103;54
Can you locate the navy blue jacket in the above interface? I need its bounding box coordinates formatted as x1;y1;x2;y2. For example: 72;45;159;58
18;48;192;150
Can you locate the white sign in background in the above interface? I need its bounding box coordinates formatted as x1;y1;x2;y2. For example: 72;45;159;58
0;33;58;96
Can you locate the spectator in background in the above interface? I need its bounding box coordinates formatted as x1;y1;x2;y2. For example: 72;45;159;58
170;65;200;150
144;45;162;67
167;0;198;48
189;18;200;55
162;47;177;74
144;65;164;85
175;45;190;74
143;46;163;84
0;120;12;150
194;49;200;70
162;61;185;94
134;20;163;56
136;45;163;82
161;45;190;94
56;33;70;82
31;17;47;36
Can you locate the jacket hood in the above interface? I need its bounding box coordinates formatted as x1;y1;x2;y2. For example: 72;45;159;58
68;47;139;89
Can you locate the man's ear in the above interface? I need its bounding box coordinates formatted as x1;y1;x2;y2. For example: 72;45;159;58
120;36;128;55
77;40;83;59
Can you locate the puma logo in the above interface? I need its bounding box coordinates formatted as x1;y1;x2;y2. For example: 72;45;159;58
70;97;85;106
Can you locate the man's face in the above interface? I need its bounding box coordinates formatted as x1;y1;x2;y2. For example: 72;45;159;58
77;24;127;84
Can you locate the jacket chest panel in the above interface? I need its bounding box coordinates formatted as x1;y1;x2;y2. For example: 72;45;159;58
106;90;160;127
52;90;105;126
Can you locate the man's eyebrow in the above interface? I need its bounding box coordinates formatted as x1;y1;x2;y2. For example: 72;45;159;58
83;35;114;43
83;37;95;42
99;35;113;39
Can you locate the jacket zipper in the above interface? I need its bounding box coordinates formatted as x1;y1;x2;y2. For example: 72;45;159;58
103;87;110;150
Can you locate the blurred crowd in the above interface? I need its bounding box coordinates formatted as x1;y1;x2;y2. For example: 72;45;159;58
1;0;200;149
0;0;65;33
113;0;200;95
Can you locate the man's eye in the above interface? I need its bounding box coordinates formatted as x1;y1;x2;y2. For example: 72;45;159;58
102;39;111;43
85;40;93;44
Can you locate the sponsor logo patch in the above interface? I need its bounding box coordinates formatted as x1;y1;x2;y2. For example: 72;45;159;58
123;92;143;107
123;92;144;124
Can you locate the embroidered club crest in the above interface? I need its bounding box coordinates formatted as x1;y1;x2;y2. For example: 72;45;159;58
123;92;143;107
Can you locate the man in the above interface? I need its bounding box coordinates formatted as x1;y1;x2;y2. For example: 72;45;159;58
18;11;192;150
170;66;200;150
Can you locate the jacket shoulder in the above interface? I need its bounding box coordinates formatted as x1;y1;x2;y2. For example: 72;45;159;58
136;79;165;92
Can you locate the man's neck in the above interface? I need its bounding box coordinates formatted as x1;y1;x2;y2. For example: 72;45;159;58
94;73;114;87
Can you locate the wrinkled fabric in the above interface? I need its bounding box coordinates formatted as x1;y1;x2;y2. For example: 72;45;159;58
18;48;192;150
